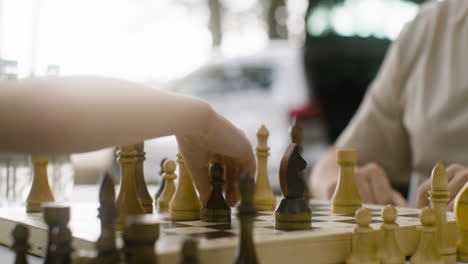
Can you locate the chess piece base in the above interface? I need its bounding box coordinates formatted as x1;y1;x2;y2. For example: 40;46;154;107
275;198;311;231
157;203;169;213
255;201;276;211
440;250;457;264
332;203;361;215
275;219;311;231
170;210;201;221
459;231;468;262
141;201;153;214
26;200;53;213
201;208;231;223
346;255;380;264
458;252;468;263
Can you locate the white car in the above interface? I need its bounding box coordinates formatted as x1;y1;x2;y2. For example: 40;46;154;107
144;42;309;190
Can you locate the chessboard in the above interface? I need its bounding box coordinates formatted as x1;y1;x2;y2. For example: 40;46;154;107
0;199;457;263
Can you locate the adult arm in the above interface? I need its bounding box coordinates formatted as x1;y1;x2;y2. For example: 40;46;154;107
309;14;429;206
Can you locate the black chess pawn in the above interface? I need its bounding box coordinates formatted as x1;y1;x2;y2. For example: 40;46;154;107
154;158;168;202
12;224;29;264
179;239;199;264
94;173;121;264
123;216;160;264
234;173;259;264
43;203;70;264
54;225;72;264
275;143;311;231
201;163;231;222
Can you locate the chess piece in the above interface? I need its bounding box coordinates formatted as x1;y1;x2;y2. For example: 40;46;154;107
332;149;362;215
454;182;468;262
234;173;259;264
157;159;177;213
179;239;199;264
275;143;311;231
169;154;201;221
154;158;168;202
377;205;405;264
123;216;159;264
289;117;303;153
54;223;72;264
12;224;29;264
26;156;55;213
429;163;457;263
93;173;121;264
115;144;145;229
410;207;444;264
289;117;310;200
201;163;231;222
253;125;276;211
134;142;153;214
43;203;70;264
346;208;380;264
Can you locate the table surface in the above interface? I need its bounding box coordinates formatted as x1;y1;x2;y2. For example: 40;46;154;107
0;185;465;264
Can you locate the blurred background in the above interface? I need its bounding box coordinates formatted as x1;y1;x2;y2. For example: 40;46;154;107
0;0;425;200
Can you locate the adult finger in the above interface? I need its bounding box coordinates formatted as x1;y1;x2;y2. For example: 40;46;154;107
391;190;408;207
354;170;375;203
176;135;211;205
200;113;256;176
448;199;455;211
448;169;468;201
446;163;465;180
415;178;431;208
326;181;337;199
416;163;464;208
364;163;394;204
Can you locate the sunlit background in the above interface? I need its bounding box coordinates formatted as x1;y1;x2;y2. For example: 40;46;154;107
0;0;423;193
0;0;418;81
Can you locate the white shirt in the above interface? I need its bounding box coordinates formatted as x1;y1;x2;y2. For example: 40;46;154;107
336;0;468;188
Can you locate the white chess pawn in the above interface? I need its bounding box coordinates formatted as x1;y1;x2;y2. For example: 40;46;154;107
157;159;177;213
410;207;444;264
169;154;201;220
377;205;405;264
346;208;381;264
332;149;362;215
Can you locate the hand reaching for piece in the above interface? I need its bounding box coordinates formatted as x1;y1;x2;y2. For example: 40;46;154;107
0;76;256;208
176;108;256;207
416;163;468;210
326;163;407;207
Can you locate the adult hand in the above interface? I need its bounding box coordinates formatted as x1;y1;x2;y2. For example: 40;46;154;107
176;107;256;207
325;163;407;206
416;163;468;210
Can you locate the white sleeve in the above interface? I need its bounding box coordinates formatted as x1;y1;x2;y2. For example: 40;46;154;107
335;15;428;185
